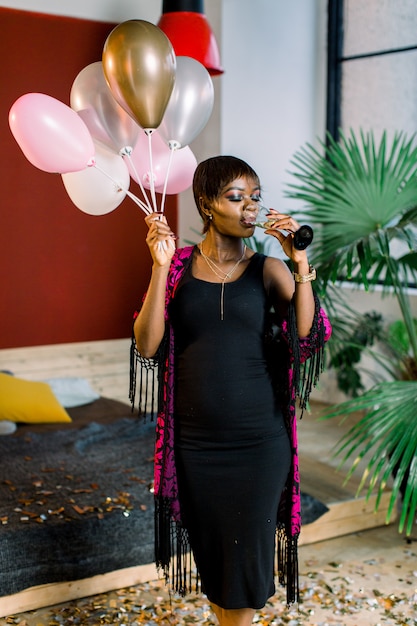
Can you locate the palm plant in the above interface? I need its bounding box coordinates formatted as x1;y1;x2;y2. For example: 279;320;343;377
285;129;417;534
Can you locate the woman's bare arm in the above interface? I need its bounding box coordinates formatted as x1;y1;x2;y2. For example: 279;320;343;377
133;213;176;357
262;210;316;337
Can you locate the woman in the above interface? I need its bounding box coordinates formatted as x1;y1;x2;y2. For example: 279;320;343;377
132;156;331;626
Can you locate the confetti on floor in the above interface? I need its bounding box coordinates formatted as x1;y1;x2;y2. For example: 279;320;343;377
2;525;417;625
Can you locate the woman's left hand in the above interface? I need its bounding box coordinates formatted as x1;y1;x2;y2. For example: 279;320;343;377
263;209;307;263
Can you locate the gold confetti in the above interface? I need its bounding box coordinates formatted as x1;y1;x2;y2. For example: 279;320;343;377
72;505;93;515
4;565;417;626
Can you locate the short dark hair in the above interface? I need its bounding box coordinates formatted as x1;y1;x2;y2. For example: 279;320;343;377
193;156;260;232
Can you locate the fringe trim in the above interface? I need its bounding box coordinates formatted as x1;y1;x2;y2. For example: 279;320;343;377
155;496;198;597
129;338;159;419
277;527;300;605
129;337;137;409
288;291;327;414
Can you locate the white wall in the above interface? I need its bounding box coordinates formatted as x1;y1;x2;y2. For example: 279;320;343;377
220;0;326;203
218;0;327;258
180;0;328;252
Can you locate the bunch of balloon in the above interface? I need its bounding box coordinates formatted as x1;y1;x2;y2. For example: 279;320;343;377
8;19;215;219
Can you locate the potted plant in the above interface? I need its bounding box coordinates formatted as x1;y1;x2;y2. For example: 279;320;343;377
285;129;417;535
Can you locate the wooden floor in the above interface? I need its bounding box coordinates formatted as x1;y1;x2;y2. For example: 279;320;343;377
297;399;394;546
0;338;396;617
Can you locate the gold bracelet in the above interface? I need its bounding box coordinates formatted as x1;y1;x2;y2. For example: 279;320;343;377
293;265;316;283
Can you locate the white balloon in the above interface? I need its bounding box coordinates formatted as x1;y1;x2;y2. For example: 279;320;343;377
62;142;130;215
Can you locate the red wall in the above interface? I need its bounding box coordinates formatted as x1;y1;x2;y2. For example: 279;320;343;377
0;8;177;349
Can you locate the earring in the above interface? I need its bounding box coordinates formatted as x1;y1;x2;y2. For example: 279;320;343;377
208;213;213;220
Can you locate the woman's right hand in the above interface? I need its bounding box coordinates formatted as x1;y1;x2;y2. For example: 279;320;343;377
145;212;176;267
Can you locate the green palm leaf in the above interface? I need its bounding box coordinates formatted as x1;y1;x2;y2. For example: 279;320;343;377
323;381;417;534
287;129;417;535
286;130;417;279
287;128;417;356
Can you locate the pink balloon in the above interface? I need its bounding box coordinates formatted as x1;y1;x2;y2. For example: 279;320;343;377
126;130;170;187
126;130;197;194
9;93;95;174
155;146;197;195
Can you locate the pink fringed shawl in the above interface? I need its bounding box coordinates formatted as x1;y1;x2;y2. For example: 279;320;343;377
130;246;332;604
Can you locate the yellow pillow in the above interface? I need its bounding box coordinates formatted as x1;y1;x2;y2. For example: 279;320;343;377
0;373;72;423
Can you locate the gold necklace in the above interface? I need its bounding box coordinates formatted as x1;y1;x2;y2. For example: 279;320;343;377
198;242;246;320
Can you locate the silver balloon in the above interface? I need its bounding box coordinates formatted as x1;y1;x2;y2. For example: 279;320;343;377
70;62;140;154
158;56;214;148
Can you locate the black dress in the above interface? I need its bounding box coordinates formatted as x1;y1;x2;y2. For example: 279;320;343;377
169;252;291;610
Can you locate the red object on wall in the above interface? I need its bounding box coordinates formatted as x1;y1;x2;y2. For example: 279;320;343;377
157;1;223;76
0;8;177;349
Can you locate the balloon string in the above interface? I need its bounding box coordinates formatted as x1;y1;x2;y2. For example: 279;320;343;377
122;151;153;214
125;190;152;214
93;162;150;215
147;131;158;213
160;144;176;214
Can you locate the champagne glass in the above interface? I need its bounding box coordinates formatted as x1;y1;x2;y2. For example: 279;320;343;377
250;204;279;229
247;205;314;250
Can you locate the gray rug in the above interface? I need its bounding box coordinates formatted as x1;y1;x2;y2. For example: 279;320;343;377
0;417;155;596
0;406;328;597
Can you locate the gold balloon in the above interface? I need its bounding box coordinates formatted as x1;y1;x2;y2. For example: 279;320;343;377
102;20;176;130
